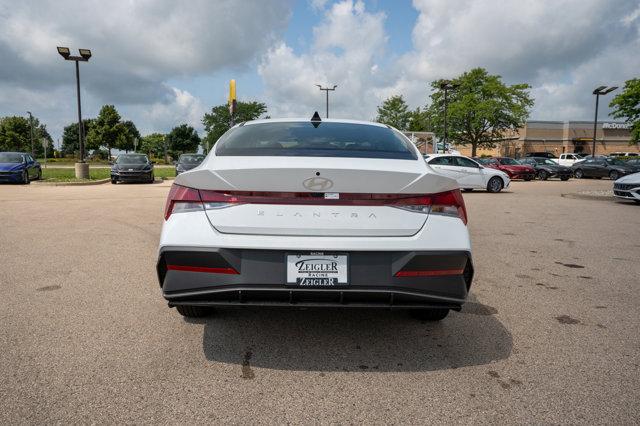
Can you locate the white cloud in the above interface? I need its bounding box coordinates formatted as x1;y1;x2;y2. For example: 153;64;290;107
0;0;291;139
259;0;388;119
260;0;640;124
137;87;207;136
397;0;640;119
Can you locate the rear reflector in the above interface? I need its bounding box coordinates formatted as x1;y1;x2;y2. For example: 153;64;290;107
166;264;239;275
164;184;467;224
395;269;465;277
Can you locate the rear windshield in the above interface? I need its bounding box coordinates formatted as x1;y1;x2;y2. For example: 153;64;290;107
215;122;417;160
179;154;205;164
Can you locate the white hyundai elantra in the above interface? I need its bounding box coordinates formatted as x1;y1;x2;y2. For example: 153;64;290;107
157;117;473;321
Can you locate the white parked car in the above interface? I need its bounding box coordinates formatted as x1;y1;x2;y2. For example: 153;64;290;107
158;118;473;321
613;172;640;203
424;154;511;193
558;153;587;167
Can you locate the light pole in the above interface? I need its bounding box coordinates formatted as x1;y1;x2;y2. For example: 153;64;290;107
439;80;459;154
316;84;337;118
591;85;617;157
26;111;34;156
57;46;92;179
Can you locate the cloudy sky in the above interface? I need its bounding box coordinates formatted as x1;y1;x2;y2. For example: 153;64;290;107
1;0;639;144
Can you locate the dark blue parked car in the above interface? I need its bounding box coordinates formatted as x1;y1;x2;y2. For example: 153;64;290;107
0;152;41;184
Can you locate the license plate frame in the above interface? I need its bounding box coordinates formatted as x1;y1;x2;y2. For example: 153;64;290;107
286;252;349;287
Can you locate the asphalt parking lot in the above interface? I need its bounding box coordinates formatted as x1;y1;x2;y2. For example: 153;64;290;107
1;179;639;423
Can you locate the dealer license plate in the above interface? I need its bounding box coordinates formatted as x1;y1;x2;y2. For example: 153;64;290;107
286;253;348;286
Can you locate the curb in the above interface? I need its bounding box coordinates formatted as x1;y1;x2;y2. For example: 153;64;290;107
33;178;111;187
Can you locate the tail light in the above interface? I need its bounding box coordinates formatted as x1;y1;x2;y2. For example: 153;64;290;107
164;184;467;224
164;184;201;220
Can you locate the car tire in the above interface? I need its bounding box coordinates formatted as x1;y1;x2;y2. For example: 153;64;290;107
609;170;619;181
574;169;584;179
36;169;42;180
175;305;213;318
149;172;155;183
22;170;30;184
462;188;473;192
560;176;570;181
486;176;503;193
537;170;548;181
111;177;118;184
411;308;450;321
524;176;533;181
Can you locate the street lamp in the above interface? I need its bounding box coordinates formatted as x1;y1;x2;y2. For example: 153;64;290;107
591;85;617;157
57;46;92;179
438;80;459;154
26;111;34;156
316;84;337;118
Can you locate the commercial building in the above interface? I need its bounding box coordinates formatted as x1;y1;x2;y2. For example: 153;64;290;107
419;120;638;158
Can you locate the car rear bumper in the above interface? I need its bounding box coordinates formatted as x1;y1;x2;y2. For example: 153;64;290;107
157;247;473;309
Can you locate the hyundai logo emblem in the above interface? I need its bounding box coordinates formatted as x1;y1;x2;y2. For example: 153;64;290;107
303;177;334;191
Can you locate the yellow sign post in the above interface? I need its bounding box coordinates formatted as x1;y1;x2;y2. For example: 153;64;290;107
228;79;237;125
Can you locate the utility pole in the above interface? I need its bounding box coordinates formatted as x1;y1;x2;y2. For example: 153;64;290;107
27;111;34;156
316;84;337;118
591;86;617;157
438;80;458;154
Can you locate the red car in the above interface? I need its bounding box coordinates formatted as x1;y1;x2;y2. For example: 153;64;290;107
477;157;536;181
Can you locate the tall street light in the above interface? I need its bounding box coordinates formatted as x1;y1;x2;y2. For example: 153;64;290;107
439;80;459;154
26;111;35;156
591;85;617;157
316;84;337;118
57;46;92;179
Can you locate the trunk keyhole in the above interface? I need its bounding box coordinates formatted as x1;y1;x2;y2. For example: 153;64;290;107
315;172;320;176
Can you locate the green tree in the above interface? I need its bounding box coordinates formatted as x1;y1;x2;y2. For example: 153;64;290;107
166;124;200;158
407;106;434;132
375;95;412;130
86;105;128;157
61;119;94;157
0;115;53;157
120;120;141;152
201;101;267;151
139;133;166;158
427;68;534;157
0;116;31;152
609;78;640;145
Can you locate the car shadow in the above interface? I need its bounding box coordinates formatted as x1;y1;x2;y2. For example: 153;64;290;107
195;295;512;372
